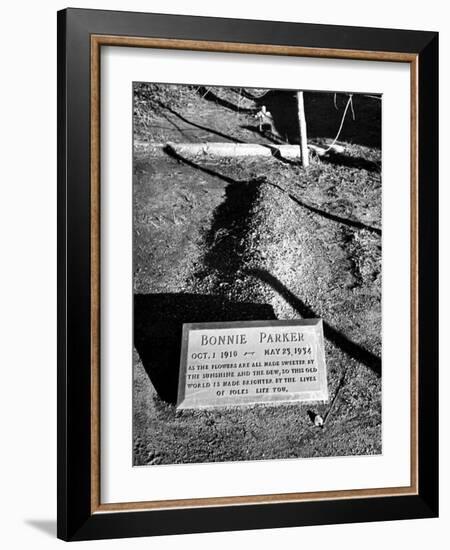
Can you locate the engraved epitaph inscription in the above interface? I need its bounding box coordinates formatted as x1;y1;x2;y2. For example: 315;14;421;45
177;319;328;409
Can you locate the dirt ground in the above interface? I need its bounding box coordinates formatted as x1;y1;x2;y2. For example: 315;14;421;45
133;85;382;466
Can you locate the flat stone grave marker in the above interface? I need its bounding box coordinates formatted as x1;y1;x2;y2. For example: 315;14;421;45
176;319;328;409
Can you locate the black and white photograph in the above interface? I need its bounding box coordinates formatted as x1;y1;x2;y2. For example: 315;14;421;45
132;82;382;466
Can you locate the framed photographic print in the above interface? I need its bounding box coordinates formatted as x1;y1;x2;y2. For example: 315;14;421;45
57;8;438;541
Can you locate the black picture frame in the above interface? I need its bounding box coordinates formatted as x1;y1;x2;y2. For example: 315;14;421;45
57;7;438;541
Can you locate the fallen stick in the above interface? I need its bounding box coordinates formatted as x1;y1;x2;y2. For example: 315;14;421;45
322;371;347;427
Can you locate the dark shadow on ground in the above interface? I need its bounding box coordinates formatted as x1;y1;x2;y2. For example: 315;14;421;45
240;124;284;144
245;268;382;377
197;86;256;114
265;148;299;165
304;92;382;148
321;151;381;173
285;192;382;235
159;103;245;143
307;410;319;424
201;180;262;281
165;147;381;235
134;293;276;404
164;145;266;186
157;109;193;141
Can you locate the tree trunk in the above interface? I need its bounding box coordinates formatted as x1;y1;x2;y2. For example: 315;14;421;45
296;91;309;167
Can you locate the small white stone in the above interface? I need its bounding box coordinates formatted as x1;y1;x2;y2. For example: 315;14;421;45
314;414;324;427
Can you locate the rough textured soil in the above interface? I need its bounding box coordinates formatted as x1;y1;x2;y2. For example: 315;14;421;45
133;85;382;466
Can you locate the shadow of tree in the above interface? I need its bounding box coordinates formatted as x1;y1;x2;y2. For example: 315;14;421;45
201;181;262;281
244;268;381;377
165;147;380;235
239;124;284;144
197;86;256;114
164;145;266;187
285;192;382;235
159;102;245;143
